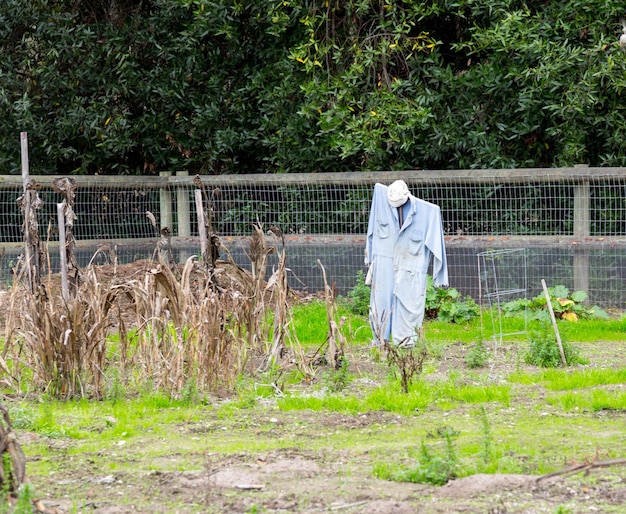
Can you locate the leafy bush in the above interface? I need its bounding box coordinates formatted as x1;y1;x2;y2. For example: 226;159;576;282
466;340;489;369
3;1;626;176
503;285;608;322
374;430;459;486
525;329;588;368
325;356;352;393
346;270;370;316
425;276;480;324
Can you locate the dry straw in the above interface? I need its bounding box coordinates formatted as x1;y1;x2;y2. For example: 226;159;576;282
4;222;310;399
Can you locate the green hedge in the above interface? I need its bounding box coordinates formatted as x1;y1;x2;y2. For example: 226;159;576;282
2;0;625;175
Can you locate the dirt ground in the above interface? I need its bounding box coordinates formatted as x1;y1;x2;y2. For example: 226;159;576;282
2;260;626;513
23;395;626;514
30;450;626;514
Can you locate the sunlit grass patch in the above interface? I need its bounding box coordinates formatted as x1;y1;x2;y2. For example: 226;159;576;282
423;318;484;343
277;378;511;416
547;389;626;412
544;368;626;390
559;317;626;342
11;393;207;443
277;394;364;415
438;382;511;405
363;383;433;414
508;368;626;390
291;300;371;346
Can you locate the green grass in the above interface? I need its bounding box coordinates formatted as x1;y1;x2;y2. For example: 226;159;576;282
508;368;626;390
13;372;626;510
9;393;207;442
291;300;371;346
547;389;626;411
277;377;510;416
558;317;626;342
426;311;626;345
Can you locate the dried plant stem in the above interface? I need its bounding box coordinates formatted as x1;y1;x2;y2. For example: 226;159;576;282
265;232;289;370
7;218;299;398
318;260;345;369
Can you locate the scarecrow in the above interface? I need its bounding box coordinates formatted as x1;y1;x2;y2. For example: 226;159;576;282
365;180;448;347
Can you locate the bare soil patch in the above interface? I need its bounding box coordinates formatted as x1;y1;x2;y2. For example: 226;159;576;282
28;420;626;514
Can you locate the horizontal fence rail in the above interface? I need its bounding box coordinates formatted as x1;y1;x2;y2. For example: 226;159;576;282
1;168;626;308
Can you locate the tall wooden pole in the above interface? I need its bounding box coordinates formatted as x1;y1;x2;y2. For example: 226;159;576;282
194;189;209;265
57;203;69;303
176;171;191;237
159;171;172;232
20;132;37;293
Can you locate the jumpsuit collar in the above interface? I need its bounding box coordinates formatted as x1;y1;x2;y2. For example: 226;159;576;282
397;200;414;234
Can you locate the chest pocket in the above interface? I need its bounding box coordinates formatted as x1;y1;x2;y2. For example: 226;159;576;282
376;221;390;239
407;231;425;255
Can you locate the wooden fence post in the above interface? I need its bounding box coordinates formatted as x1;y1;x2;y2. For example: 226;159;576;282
573;180;590;238
573;180;590;294
159;171;172;232
57;203;69;303
176;171;191;237
20;132;41;293
194;189;209;265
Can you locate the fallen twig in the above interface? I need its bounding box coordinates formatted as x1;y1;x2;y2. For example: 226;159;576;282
536;458;626;482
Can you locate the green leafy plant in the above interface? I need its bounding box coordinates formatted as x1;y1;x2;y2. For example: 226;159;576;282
477;406;493;467
503;285;608;322
13;484;35;514
375;429;460;486
425;276;480;324
325;356;352;393
346;270;370;316
524;328;588;368
466;340;489;369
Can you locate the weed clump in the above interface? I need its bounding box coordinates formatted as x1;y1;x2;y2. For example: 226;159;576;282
325;356;352;393
346;270;370;316
385;340;428;393
525;329;588;367
374;428;460;485
466;340;489;369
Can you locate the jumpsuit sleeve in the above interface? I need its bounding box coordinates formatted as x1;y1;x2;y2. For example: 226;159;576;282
365;183;387;266
424;204;449;288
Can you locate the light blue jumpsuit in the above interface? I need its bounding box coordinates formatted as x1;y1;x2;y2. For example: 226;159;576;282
365;183;448;346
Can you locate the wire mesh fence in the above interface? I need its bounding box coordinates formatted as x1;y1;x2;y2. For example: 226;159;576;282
478;248;528;346
1;168;626;307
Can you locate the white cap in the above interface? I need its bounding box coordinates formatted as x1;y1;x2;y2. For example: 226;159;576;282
387;180;410;207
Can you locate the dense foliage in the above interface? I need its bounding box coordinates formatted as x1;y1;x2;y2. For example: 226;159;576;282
502;284;609;322
1;0;625;175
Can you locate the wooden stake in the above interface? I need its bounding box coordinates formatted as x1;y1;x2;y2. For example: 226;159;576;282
20;132;40;293
194;189;209;265
52;177;79;296
57;203;69;303
21;133;32;292
541;279;567;366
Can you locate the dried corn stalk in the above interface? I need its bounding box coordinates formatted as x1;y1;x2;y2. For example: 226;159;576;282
0;404;25;497
317;260;346;369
